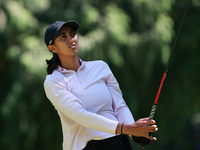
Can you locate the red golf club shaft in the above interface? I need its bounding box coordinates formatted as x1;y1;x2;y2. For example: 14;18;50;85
148;0;191;121
133;0;191;149
148;72;167;120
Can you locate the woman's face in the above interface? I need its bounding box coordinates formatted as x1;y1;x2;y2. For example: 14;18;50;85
49;26;79;58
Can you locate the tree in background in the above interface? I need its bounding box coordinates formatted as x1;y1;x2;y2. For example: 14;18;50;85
0;0;199;149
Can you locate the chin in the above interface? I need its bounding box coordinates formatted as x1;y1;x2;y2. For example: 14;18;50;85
73;48;79;53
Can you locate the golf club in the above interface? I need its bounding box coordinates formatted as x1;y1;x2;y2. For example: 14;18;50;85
132;0;191;148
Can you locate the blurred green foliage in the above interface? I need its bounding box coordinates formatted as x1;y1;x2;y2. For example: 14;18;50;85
0;0;200;149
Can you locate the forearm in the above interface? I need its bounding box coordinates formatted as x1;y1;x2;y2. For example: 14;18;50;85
115;119;158;140
115;123;133;135
45;78;119;134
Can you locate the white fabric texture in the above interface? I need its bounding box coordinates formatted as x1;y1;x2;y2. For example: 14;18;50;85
44;60;135;150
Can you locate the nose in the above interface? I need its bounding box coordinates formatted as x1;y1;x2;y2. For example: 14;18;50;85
68;39;73;44
68;36;74;44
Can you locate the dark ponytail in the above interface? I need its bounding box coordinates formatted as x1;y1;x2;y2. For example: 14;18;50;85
46;53;61;74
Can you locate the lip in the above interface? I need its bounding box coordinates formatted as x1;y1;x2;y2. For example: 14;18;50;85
69;44;76;49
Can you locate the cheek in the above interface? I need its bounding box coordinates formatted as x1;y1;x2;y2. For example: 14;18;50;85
76;39;79;49
54;43;66;53
75;35;79;43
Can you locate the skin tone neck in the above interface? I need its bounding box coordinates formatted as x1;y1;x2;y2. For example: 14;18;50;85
59;54;80;72
48;26;80;71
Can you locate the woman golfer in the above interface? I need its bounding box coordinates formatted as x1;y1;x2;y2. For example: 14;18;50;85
43;20;158;150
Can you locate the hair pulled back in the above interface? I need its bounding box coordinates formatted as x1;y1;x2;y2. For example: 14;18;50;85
46;53;61;74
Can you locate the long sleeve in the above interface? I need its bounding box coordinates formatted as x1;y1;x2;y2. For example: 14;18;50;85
44;73;118;135
43;60;134;150
105;63;135;124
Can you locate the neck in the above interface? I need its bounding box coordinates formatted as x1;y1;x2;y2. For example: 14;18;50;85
59;55;80;71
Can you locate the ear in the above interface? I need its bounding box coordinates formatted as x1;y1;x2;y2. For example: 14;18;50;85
48;45;57;53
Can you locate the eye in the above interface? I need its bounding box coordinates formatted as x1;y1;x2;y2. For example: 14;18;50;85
61;34;67;39
70;31;76;37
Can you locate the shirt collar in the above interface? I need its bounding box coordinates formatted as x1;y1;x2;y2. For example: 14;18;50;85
57;58;86;73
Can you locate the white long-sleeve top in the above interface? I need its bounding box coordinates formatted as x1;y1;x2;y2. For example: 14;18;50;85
44;60;135;150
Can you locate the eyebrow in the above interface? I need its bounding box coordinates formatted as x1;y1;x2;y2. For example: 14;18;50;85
58;32;66;37
58;29;76;36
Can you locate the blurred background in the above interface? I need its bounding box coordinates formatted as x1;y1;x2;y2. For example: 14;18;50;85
0;0;200;149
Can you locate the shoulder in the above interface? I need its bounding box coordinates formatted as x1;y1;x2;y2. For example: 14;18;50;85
85;60;109;69
82;60;112;77
44;70;65;87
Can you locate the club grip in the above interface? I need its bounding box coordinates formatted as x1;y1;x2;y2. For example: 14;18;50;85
132;104;158;148
132;135;151;149
148;103;157;121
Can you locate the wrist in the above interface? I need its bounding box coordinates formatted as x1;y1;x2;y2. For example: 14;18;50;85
120;123;124;134
115;123;132;135
115;122;121;134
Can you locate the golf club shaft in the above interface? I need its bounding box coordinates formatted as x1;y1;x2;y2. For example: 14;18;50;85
148;0;191;121
138;1;192;148
148;72;167;121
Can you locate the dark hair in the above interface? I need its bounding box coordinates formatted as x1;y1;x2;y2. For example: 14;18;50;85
46;53;61;74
